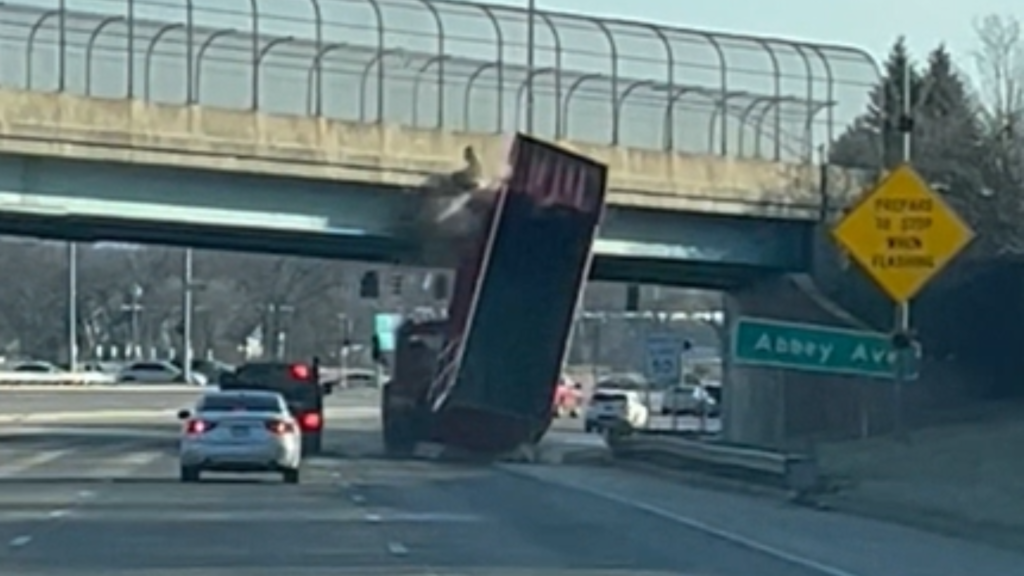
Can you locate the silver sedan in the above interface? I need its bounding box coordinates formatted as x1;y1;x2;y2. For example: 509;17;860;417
177;390;303;483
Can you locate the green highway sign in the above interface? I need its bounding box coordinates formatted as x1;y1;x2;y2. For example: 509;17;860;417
732;317;919;380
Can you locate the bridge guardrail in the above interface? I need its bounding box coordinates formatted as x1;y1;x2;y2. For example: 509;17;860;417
606;430;820;499
0;371;118;386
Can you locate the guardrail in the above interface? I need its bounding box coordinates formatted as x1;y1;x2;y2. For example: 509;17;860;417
0;371;118;386
606;430;821;500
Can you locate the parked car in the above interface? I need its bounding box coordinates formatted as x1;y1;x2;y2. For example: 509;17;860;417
117;361;208;385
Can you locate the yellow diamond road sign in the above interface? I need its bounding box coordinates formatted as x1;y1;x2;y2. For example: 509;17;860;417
832;163;975;303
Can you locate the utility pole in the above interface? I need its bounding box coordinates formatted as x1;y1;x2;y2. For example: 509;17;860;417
525;0;536;133
123;284;144;359
67;242;77;371
891;60;914;442
182;248;194;384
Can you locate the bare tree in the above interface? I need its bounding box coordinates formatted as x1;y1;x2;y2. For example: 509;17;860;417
974;15;1024;125
0;240;65;358
970;15;1024;256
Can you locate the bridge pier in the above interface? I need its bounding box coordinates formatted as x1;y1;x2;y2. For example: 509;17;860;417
722;274;881;449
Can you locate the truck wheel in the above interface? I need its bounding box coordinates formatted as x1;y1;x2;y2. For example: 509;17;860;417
383;412;416;456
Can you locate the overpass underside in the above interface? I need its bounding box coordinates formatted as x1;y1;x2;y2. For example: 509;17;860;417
0;153;814;289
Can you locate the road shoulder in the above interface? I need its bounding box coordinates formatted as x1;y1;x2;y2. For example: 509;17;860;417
503;462;1024;576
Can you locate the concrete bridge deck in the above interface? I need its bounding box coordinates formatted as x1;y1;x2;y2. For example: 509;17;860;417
0;88;866;219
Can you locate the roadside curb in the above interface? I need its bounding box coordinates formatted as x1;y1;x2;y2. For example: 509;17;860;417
600;454;1024;555
819;489;1024;554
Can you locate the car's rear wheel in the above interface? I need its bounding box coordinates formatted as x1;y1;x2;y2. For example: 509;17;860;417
282;468;300;484
180;465;200;482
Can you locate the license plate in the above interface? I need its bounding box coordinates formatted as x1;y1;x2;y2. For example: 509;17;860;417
230;426;249;437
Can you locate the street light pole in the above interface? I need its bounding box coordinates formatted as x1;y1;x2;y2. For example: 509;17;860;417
126;284;144;359
67;242;77;371
525;0;536;133
337;313;350;377
182;248;194;384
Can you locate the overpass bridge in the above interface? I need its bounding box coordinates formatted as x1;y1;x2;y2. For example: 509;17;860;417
0;0;876;286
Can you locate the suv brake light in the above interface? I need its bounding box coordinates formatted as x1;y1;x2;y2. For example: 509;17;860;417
289;363;310;380
185;419;215;435
299;411;322;430
265;419;296;435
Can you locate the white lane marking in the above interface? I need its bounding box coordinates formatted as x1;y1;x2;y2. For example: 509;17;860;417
77;490;96;499
100;450;163;477
364;513;382;523
386;541;409;556
350;494;366;504
385;512;480;523
508;468;862;576
8;535;32;548
0;450;69;477
48;509;70;519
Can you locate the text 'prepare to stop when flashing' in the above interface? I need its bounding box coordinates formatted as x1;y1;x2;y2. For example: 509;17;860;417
871;197;935;270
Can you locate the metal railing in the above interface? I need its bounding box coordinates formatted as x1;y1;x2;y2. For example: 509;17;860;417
0;0;880;162
608;431;821;498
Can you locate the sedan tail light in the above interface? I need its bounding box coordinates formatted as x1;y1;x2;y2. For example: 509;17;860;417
185;419;215;435
265;419;296;435
299;411;322;431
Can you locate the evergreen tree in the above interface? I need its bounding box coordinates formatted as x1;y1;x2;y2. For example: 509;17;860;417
830;37;926;170
914;45;987;197
830;41;1002;254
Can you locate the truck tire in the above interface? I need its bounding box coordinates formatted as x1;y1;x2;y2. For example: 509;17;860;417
383;409;416;456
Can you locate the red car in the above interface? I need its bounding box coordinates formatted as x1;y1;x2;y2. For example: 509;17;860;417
552;376;583;418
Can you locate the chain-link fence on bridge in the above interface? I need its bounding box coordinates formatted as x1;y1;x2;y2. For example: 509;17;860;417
0;0;879;162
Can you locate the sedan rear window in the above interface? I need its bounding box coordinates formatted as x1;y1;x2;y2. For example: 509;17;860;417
199;395;282;413
591;392;626;403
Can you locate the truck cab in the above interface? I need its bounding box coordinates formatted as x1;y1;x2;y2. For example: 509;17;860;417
381;318;447;454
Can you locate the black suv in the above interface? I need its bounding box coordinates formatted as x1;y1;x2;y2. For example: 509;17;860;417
219;360;328;455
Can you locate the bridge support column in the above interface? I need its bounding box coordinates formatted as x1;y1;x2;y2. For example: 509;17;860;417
722;274;868;449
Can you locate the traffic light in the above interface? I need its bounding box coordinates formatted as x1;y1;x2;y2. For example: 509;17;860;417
391;274;403;296
359;271;379;298
432;274;450;300
625;284;640;311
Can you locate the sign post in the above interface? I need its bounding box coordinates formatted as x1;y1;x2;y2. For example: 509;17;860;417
644;332;684;428
373;312;403;387
831;69;975;440
644;332;683;387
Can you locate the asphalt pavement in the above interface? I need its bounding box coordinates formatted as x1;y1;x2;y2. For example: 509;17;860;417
1;390;1023;575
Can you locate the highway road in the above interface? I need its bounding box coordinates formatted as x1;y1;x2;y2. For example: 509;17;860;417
2;390;1023;575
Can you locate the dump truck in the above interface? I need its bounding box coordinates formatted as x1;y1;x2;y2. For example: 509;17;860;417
381;134;608;455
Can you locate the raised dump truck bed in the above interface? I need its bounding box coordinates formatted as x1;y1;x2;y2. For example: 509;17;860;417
381;134;608;456
429;134;608;453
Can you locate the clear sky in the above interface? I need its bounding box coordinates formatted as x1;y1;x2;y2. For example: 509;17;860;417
487;0;1017;75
